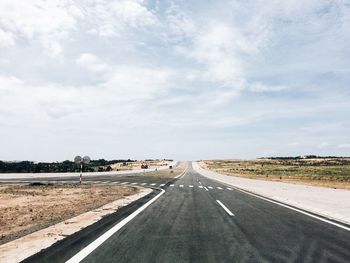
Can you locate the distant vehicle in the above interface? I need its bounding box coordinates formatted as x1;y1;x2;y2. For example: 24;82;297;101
169;165;173;169
141;163;148;169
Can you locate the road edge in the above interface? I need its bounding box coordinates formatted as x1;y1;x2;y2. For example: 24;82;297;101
193;162;350;230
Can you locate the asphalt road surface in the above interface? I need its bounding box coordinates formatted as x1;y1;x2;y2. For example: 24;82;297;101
17;163;350;262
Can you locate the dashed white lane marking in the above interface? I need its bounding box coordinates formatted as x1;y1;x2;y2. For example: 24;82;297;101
227;187;232;191
189;185;194;188
198;186;203;188
170;184;174;187
112;182;120;184
159;184;165;187
121;182;128;185
131;183;138;185
208;186;213;189
66;189;166;263
216;200;235;216
150;183;156;186
179;185;184;187
141;183;147;185
204;186;209;191
217;187;223;190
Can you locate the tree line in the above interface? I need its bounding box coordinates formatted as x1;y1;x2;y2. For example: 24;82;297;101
0;159;136;173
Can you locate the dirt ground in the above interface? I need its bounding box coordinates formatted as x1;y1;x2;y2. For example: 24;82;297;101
202;159;350;190
110;160;172;171
139;161;187;179
0;183;139;245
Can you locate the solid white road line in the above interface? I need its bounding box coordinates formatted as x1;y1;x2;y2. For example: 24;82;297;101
175;167;188;179
189;185;194;188
226;185;350;232
217;187;223;190
66;189;165;263
208;186;213;189
204;186;209;191
216;200;235;216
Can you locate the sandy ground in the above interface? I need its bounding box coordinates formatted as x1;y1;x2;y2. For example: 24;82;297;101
0;183;140;245
0;187;151;263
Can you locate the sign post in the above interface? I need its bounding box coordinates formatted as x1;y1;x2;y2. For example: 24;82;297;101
74;155;90;184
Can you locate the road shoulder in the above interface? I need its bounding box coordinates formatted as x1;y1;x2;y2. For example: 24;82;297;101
193;162;350;226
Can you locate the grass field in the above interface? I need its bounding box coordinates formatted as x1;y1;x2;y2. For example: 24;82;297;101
202;158;350;190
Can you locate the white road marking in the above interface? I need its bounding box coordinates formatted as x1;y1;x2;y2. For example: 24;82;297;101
208;186;213;189
150;183;156;186
199;182;202;185
112;182;120;184
159;184;165;187
216;200;235;216
131;183;138;185
141;183;147;185
217;187;223;190
198;186;203;188
175;168;188;179
121;182;128;185
170;184;174;187
204;186;209;191
227;187;232;191
179;185;184;187
226;185;350;232
189;185;194;188
66;189;165;263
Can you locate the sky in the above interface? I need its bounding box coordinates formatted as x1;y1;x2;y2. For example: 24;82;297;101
0;0;350;161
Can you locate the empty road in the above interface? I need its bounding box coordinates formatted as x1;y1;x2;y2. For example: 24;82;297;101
19;162;350;262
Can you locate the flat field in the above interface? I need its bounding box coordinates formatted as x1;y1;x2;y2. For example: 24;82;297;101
202;158;350;190
0;183;139;245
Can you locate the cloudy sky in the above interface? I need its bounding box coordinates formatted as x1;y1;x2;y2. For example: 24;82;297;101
0;0;350;161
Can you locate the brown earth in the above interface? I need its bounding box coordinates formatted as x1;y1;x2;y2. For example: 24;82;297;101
0;183;139;245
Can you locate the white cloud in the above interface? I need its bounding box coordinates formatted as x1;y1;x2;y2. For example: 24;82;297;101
0;28;15;47
76;53;108;72
76;0;158;37
338;144;350;149
249;82;288;93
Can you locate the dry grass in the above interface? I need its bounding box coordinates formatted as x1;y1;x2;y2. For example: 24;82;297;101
202;158;350;190
0;183;139;245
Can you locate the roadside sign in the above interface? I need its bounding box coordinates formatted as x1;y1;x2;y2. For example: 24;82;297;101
74;155;82;164
83;156;91;164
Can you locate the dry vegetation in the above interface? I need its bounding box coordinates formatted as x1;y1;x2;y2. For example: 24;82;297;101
0;183;139;245
202;158;350;190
